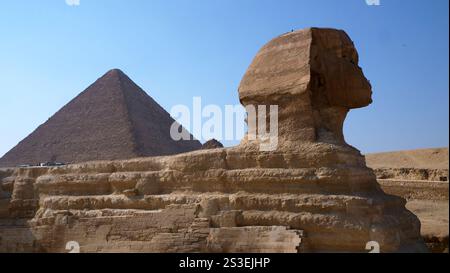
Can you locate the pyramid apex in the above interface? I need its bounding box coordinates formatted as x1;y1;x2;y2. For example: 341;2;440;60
105;68;125;77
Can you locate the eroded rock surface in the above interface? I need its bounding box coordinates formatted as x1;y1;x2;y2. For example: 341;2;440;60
374;168;448;182
201;139;224;150
0;28;427;253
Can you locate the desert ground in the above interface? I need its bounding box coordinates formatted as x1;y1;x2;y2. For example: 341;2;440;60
366;148;449;252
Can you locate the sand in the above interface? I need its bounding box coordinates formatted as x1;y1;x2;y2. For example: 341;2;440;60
366;147;448;170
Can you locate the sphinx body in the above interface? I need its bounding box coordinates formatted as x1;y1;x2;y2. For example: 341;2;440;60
0;28;427;253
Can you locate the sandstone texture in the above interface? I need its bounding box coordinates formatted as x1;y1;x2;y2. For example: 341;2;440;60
367;148;448;182
406;200;448;253
369;148;449;252
0;69;201;168
0;28;428;253
366;148;448;170
379;179;448;253
374;168;448;182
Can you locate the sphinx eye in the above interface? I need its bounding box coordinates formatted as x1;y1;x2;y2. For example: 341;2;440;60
342;54;356;65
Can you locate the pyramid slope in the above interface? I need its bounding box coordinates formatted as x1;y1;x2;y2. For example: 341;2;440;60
117;69;202;156
0;69;201;167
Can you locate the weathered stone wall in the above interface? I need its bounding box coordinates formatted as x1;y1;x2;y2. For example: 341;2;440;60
0;145;426;253
374;168;448;182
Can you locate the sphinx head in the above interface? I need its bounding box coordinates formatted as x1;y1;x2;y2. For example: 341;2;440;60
239;28;372;148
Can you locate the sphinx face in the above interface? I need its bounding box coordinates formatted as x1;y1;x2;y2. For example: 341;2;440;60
238;28;374;145
239;28;372;109
309;28;373;109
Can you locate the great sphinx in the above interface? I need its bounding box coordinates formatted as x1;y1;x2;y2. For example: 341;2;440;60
0;28;427;253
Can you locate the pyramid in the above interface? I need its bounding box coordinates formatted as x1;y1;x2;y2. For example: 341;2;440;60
0;69;201;167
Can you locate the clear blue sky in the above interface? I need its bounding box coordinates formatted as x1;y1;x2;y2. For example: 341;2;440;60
0;0;448;156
